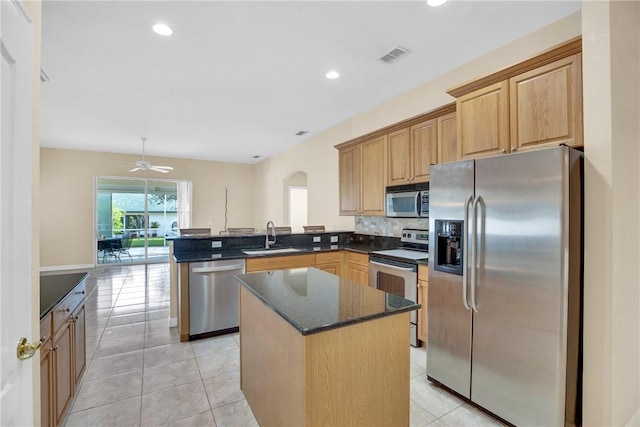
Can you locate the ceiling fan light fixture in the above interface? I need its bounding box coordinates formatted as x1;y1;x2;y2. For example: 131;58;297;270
427;0;448;7
153;23;173;36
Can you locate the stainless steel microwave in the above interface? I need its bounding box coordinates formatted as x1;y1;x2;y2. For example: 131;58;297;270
385;183;429;218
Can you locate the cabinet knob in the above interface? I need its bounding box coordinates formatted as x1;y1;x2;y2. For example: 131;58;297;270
75;290;85;295
74;316;79;321
53;346;58;352
511;147;516;153
501;148;506;154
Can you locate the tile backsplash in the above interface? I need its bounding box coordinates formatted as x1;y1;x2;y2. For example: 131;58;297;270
355;216;429;238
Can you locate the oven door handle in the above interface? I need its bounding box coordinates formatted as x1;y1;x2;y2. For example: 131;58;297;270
369;260;415;272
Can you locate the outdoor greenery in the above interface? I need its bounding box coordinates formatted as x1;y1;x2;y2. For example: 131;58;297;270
130;238;167;247
112;207;125;234
150;221;160;228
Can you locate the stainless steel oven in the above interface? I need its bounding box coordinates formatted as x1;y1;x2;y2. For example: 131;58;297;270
368;229;429;347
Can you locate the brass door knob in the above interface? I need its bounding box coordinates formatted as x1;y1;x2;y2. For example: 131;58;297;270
16;337;44;360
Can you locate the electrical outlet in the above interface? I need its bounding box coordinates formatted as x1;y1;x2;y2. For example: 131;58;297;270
211;241;222;248
313;236;321;243
330;236;338;243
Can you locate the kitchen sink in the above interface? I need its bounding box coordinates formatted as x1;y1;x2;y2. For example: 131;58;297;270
242;248;301;255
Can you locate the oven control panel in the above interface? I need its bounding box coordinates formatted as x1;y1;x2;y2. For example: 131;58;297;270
400;228;429;245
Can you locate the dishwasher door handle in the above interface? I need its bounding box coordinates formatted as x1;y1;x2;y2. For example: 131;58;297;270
369;260;415;272
191;264;245;274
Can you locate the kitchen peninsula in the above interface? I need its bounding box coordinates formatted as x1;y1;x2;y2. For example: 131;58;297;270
235;267;419;426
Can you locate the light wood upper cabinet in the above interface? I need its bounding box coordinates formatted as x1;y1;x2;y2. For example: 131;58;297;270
360;136;387;215
437;111;457;164
411;119;438;182
338;144;361;215
509;53;582;151
388;119;438;185
457;80;509;160
449;37;583;160
387;128;410;186
338;135;387;216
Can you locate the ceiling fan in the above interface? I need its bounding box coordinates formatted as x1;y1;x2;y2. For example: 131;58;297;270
129;137;174;174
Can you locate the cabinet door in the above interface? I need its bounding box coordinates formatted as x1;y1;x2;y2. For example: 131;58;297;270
457;80;509;159
347;263;369;286
53;322;73;425
411;119;437;183
437;111;457;164
509;54;582;151
316;263;341;276
387;128;411;186
72;304;86;384
338;145;361;215
40;341;54;427
360;135;387;216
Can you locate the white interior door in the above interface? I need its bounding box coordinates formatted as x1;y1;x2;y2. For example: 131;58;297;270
0;1;35;425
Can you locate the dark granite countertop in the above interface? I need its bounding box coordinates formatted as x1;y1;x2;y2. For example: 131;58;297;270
235;267;420;336
40;272;88;319
173;243;389;263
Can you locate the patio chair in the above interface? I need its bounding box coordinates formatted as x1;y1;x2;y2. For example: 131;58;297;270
117;237;133;261
101;238;122;263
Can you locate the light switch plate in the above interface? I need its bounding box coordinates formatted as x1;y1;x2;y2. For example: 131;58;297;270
313;236;321;243
211;241;222;248
330;236;338;243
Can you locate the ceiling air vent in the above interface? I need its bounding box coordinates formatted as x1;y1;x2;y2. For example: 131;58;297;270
379;46;411;64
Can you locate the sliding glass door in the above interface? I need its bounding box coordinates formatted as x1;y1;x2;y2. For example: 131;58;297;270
96;177;188;265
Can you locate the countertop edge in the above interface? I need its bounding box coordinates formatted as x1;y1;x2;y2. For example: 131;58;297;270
236;269;420;337
40;272;89;319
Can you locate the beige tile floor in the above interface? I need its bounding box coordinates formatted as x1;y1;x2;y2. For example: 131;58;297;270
64;263;505;427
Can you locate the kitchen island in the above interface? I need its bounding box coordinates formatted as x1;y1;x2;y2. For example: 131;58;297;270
235;267;419;427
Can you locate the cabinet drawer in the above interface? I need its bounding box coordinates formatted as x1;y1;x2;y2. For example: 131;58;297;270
418;264;428;281
315;251;342;265
52;281;86;334
346;251;369;266
40;313;52;344
246;254;316;273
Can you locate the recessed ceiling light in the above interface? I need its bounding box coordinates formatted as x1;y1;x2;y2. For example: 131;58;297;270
153;23;173;36
427;0;448;7
325;71;340;79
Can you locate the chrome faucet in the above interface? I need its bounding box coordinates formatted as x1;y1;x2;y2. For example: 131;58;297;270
265;221;276;249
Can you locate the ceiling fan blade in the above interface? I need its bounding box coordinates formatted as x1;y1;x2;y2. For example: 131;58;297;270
153;165;173;170
149;167;170;173
129;167;142;172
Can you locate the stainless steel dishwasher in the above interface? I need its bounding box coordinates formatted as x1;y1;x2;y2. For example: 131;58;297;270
188;259;246;338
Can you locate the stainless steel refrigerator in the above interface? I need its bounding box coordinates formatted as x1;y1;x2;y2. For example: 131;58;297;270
427;146;582;426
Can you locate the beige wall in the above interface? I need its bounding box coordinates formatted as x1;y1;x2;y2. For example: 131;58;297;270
40;148;254;267
252;12;581;232
582;1;640;425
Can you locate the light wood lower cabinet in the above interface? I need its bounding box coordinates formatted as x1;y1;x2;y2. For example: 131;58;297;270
315;252;343;277
417;264;429;345
40;280;86;427
346;251;369;286
40;313;54;427
53;321;74;425
72;305;86;383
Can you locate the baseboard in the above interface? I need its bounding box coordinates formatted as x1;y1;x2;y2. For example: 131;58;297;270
169;317;178;327
40;264;94;273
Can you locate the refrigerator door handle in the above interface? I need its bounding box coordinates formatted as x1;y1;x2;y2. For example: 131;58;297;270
470;195;482;313
462;193;474;310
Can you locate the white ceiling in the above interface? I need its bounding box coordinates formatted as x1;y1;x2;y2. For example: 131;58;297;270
40;1;581;164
